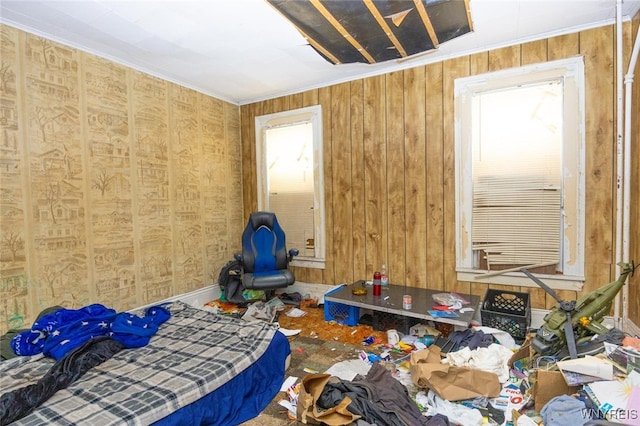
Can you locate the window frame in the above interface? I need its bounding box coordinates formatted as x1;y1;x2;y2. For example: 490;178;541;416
255;105;325;269
454;57;586;291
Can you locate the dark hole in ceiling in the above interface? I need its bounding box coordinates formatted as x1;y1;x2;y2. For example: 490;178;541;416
267;0;473;64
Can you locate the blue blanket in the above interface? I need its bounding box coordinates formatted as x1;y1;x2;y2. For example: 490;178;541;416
11;304;170;360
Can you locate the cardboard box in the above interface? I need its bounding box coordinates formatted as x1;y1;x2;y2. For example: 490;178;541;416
506;334;581;412
532;369;580;412
410;346;501;401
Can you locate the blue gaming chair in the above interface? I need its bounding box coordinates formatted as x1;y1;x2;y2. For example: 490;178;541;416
236;211;298;294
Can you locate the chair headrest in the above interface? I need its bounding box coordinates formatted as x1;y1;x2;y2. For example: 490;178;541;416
249;211;275;230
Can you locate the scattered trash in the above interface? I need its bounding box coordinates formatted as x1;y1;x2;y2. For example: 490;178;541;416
359;350;383;364
279;292;303;304
241;301;277;323
396;341;413;352
280;376;298;392
265;297;287;312
278;381;300;420
432;292;470;310
323;359;372;381
300;299;319;309
362;335;375;345
409;323;441;337
623;336;640;350
242;289;266;300
277;399;296;419
278;327;301;337
386;329;399;345
237;289;640;426
413;335;436;350
285;307;307;318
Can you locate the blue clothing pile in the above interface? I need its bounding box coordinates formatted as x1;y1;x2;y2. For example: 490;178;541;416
11;304;171;360
541;395;589;426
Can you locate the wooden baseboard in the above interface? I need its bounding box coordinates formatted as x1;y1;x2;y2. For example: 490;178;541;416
135;284;220;311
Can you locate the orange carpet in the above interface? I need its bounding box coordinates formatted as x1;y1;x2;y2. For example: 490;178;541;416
205;298;389;345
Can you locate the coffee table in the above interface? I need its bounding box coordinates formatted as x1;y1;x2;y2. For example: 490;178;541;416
324;280;480;328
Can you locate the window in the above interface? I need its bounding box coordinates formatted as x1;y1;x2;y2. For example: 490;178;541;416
255;105;325;268
455;57;585;290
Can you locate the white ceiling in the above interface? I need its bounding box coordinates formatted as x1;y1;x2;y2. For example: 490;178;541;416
1;0;639;105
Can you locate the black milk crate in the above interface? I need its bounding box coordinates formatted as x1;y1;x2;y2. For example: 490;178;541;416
481;289;531;339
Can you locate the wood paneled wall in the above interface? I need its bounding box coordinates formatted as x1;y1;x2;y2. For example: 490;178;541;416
241;23;639;314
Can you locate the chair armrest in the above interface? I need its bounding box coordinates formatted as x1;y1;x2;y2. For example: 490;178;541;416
288;249;299;262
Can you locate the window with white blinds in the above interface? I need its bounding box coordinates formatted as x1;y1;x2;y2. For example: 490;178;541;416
455;58;585;290
471;82;562;270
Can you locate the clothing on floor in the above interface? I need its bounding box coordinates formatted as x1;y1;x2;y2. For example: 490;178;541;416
425;414;451;426
318;362;432;426
447;329;494;350
541;394;589;426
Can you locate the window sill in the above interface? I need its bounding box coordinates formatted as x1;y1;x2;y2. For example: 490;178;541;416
291;257;325;269
457;269;584;291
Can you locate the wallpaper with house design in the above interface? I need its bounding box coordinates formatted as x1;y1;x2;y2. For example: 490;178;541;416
0;24;243;334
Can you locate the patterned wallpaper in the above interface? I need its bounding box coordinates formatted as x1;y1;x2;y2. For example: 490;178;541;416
0;24;243;334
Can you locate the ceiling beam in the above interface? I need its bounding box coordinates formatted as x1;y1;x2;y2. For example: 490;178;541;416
309;0;376;64
464;0;475;31
413;0;439;47
363;0;407;58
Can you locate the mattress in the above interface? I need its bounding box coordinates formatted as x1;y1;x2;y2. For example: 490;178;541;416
1;301;290;425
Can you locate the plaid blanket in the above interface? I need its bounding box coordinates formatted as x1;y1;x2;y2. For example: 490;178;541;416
1;301;280;425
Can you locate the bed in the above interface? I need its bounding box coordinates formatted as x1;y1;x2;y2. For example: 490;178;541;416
0;301;290;425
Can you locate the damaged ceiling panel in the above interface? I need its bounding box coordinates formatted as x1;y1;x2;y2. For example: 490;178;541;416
266;0;473;64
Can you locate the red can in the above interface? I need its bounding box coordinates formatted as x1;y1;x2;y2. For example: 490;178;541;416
373;271;382;296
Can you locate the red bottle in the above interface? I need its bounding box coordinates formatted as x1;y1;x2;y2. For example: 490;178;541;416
373;271;382;296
